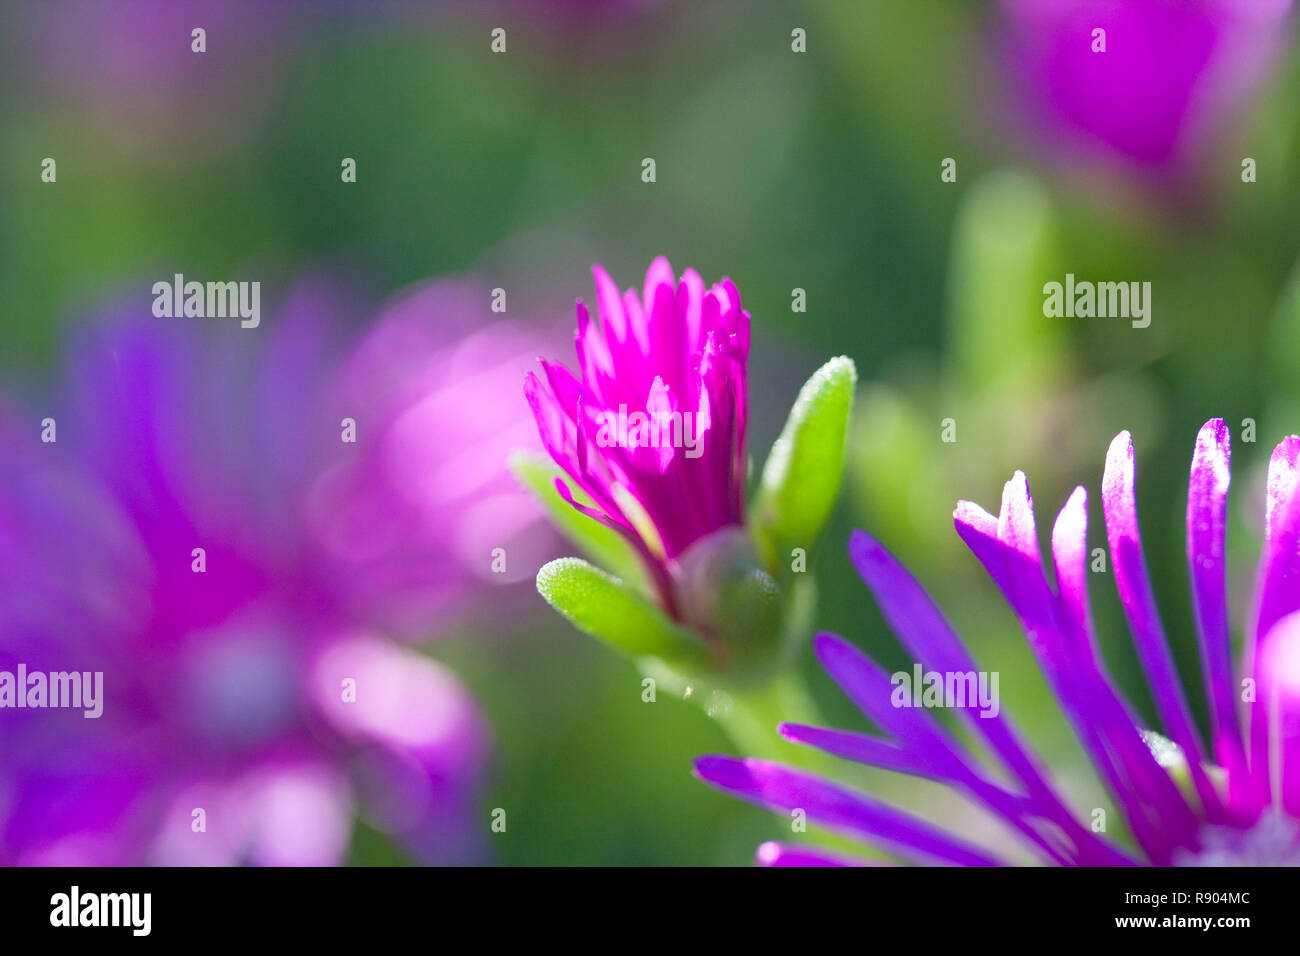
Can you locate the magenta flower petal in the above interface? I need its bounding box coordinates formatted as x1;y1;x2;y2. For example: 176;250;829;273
1103;432;1222;816
778;720;1060;863
693;756;1004;866
240;760;354;868
811;632;986;786
312;636;490;864
755;841;871;867
1186;420;1245;790
1050;486;1103;663
778;723;936;781
1017;473;1199;858
809;628;1053;856
2;750;156;866
1049;485;1202;858
1249;438;1300;807
999;0;1292;175
834;533;1133;865
1264;436;1300;537
152;756;353;868
1259;613;1300;814
953;500;1006;590
1254;438;1300;648
844;532;1072;819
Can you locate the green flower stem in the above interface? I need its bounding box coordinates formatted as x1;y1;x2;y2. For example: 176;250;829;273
713;669;827;770
710;668;870;859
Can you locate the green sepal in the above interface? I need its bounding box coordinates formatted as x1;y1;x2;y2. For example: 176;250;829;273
751;355;857;572
535;557;707;669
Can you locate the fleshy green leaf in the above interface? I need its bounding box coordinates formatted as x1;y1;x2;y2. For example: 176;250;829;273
536;558;707;667
510;451;648;592
751;355;857;571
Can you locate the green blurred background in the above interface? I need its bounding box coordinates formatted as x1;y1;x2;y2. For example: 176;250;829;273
4;0;1299;864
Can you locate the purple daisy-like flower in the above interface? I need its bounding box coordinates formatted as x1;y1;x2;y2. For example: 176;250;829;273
0;285;492;865
999;0;1292;175
524;257;750;613
697;419;1300;866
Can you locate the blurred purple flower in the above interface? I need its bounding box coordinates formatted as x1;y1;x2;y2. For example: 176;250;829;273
525;257;750;613
999;0;1292;174
697;419;1300;866
0;282;520;865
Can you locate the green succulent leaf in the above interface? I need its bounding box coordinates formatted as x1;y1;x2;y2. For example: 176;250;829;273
535;558;707;668
510;452;648;592
751;355;857;572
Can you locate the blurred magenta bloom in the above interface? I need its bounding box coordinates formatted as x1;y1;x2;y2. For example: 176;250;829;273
1000;0;1292;174
698;420;1300;866
0;284;507;865
309;279;560;637
525;258;750;612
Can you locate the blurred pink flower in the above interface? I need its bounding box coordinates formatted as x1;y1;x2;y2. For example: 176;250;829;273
308;278;561;637
999;0;1292;176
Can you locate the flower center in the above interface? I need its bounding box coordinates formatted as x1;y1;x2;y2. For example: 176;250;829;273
180;625;300;748
1176;810;1300;866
